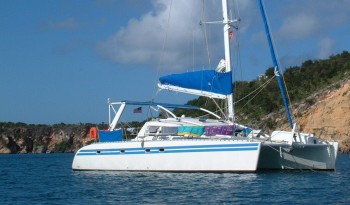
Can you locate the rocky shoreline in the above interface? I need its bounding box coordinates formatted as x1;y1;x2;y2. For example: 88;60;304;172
0;123;108;154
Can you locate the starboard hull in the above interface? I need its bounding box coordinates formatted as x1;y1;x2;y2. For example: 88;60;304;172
72;140;261;172
257;142;338;170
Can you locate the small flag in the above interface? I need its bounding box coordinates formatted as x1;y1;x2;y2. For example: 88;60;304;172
229;31;234;40
133;107;142;113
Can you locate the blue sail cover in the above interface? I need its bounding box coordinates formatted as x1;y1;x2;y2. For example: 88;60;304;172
159;70;233;95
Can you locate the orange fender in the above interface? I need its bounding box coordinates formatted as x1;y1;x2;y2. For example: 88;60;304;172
89;127;98;139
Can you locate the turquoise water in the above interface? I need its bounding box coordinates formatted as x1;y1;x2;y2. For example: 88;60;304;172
0;154;349;204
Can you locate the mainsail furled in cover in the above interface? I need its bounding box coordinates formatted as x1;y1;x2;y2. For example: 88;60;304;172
158;70;232;99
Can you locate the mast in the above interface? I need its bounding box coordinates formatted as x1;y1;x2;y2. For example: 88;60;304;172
222;0;234;122
158;0;236;122
258;0;293;128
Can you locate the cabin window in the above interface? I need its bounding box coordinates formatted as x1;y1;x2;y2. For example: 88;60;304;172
145;148;151;152
159;148;165;152
96;150;101;154
120;149;125;154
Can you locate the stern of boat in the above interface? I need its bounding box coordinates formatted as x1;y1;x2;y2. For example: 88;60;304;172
258;131;339;170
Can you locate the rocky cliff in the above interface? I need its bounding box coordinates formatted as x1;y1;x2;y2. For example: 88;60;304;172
262;78;350;153
297;79;350;153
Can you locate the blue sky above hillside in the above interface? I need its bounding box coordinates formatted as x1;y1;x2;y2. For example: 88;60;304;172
1;0;349;124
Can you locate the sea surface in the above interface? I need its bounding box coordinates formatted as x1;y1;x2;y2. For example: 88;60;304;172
0;154;349;205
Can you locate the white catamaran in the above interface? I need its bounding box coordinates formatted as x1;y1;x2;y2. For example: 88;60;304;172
72;0;338;172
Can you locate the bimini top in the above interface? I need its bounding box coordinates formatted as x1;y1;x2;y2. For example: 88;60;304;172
110;100;201;110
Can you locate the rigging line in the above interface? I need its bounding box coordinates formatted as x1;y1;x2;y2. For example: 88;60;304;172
233;29;242;113
269;29;295;123
280;69;296;121
212;98;227;118
265;11;293;113
201;0;212;68
232;20;241;114
229;0;242;115
234;75;276;105
189;0;197;71
234;75;275;115
233;22;242;81
203;96;225;119
233;0;240;19
152;0;173;100
118;117;132;129
192;27;195;71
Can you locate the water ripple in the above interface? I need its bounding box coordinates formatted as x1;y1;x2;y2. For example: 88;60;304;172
0;154;349;204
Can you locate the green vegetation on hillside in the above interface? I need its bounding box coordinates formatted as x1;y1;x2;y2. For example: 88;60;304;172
183;51;350;126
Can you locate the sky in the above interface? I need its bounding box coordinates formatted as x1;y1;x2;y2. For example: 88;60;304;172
1;0;349;124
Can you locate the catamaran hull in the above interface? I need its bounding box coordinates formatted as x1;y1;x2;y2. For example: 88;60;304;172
72;140;261;172
258;142;338;170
